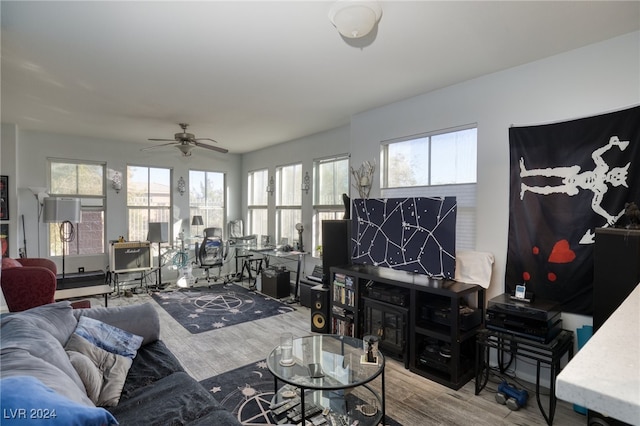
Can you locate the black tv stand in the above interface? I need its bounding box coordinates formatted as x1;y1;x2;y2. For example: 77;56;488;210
330;264;485;390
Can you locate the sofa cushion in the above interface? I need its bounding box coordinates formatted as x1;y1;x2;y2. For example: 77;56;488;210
1;303;88;403
1;301;77;345
65;334;132;407
0;376;118;426
109;371;232;426
119;340;185;401
74;316;143;359
74;303;159;346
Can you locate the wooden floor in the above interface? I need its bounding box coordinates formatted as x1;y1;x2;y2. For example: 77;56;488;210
99;280;586;426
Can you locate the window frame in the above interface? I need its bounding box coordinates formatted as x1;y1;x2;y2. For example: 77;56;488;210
189;169;226;237
312;154;350;257
275;163;302;246
47;158;106;257
126;165;172;243
381;124;477;188
247;168;269;238
380;125;478;250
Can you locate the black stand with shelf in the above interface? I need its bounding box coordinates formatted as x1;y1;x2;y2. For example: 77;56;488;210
330;264;484;390
475;328;574;426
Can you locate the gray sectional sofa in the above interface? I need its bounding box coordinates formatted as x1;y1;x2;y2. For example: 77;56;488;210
0;301;241;425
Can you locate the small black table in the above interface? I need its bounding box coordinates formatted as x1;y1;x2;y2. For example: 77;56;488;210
475;328;574;426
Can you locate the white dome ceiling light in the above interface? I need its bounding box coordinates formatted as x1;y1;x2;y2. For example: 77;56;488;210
329;0;382;39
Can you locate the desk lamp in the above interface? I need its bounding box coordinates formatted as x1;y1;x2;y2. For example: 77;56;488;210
191;215;203;237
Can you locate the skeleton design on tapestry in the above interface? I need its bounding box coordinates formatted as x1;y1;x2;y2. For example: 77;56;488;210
519;136;630;243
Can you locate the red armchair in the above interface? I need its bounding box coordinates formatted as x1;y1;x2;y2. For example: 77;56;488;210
1;257;57;312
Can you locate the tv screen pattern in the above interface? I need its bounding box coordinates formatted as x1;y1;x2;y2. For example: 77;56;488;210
351;197;457;278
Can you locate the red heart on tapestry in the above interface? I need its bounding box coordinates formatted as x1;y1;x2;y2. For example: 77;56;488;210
548;239;576;264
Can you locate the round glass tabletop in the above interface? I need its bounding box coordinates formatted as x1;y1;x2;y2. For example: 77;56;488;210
266;334;385;390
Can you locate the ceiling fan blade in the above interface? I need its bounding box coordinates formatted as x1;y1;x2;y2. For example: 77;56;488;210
194;141;229;154
141;142;178;151
194;137;219;143
148;138;177;142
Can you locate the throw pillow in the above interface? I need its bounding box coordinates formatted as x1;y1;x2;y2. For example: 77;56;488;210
74;316;143;359
65;333;133;406
0;375;118;426
1;257;22;269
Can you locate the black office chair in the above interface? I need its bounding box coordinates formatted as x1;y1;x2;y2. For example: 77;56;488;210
195;228;228;284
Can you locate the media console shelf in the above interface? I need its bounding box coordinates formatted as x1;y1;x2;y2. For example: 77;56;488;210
330;264;485;390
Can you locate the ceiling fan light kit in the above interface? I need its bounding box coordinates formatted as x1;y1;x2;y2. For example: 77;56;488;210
329;0;382;39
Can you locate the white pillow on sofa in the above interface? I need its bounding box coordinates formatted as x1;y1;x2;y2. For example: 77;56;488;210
65;333;132;406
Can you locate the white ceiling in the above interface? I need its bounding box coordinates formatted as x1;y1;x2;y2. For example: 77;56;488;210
2;1;639;154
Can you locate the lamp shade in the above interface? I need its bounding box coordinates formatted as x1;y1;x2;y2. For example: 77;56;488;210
43;197;82;223
191;215;203;226
329;0;382;39
147;222;169;243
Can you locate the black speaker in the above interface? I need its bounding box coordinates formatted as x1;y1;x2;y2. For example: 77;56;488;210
594;228;640;330
310;285;330;333
322;220;351;286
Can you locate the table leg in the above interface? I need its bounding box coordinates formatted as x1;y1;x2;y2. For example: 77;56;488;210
535;360;554;426
382;364;386;424
300;387;306;426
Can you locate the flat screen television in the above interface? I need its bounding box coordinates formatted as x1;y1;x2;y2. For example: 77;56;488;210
351;197;457;278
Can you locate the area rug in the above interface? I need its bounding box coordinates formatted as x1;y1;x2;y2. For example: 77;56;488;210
199;360;400;426
151;283;295;334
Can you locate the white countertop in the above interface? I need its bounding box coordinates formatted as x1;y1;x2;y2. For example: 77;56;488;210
556;284;640;425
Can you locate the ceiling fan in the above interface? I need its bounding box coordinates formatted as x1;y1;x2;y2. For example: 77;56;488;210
142;123;228;156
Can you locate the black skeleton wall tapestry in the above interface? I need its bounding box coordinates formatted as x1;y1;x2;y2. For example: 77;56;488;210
506;106;640;314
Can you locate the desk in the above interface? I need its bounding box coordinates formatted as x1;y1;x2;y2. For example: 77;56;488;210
249;247;306;302
556;284;640;425
475;328;574;425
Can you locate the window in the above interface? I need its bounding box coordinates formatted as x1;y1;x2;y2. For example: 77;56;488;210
381;126;477;249
312;155;350;256
189;170;225;236
127;166;171;242
276;163;302;246
248;169;269;238
48;159;105;256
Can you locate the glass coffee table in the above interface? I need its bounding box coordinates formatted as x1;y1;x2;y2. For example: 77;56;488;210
266;334;385;426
